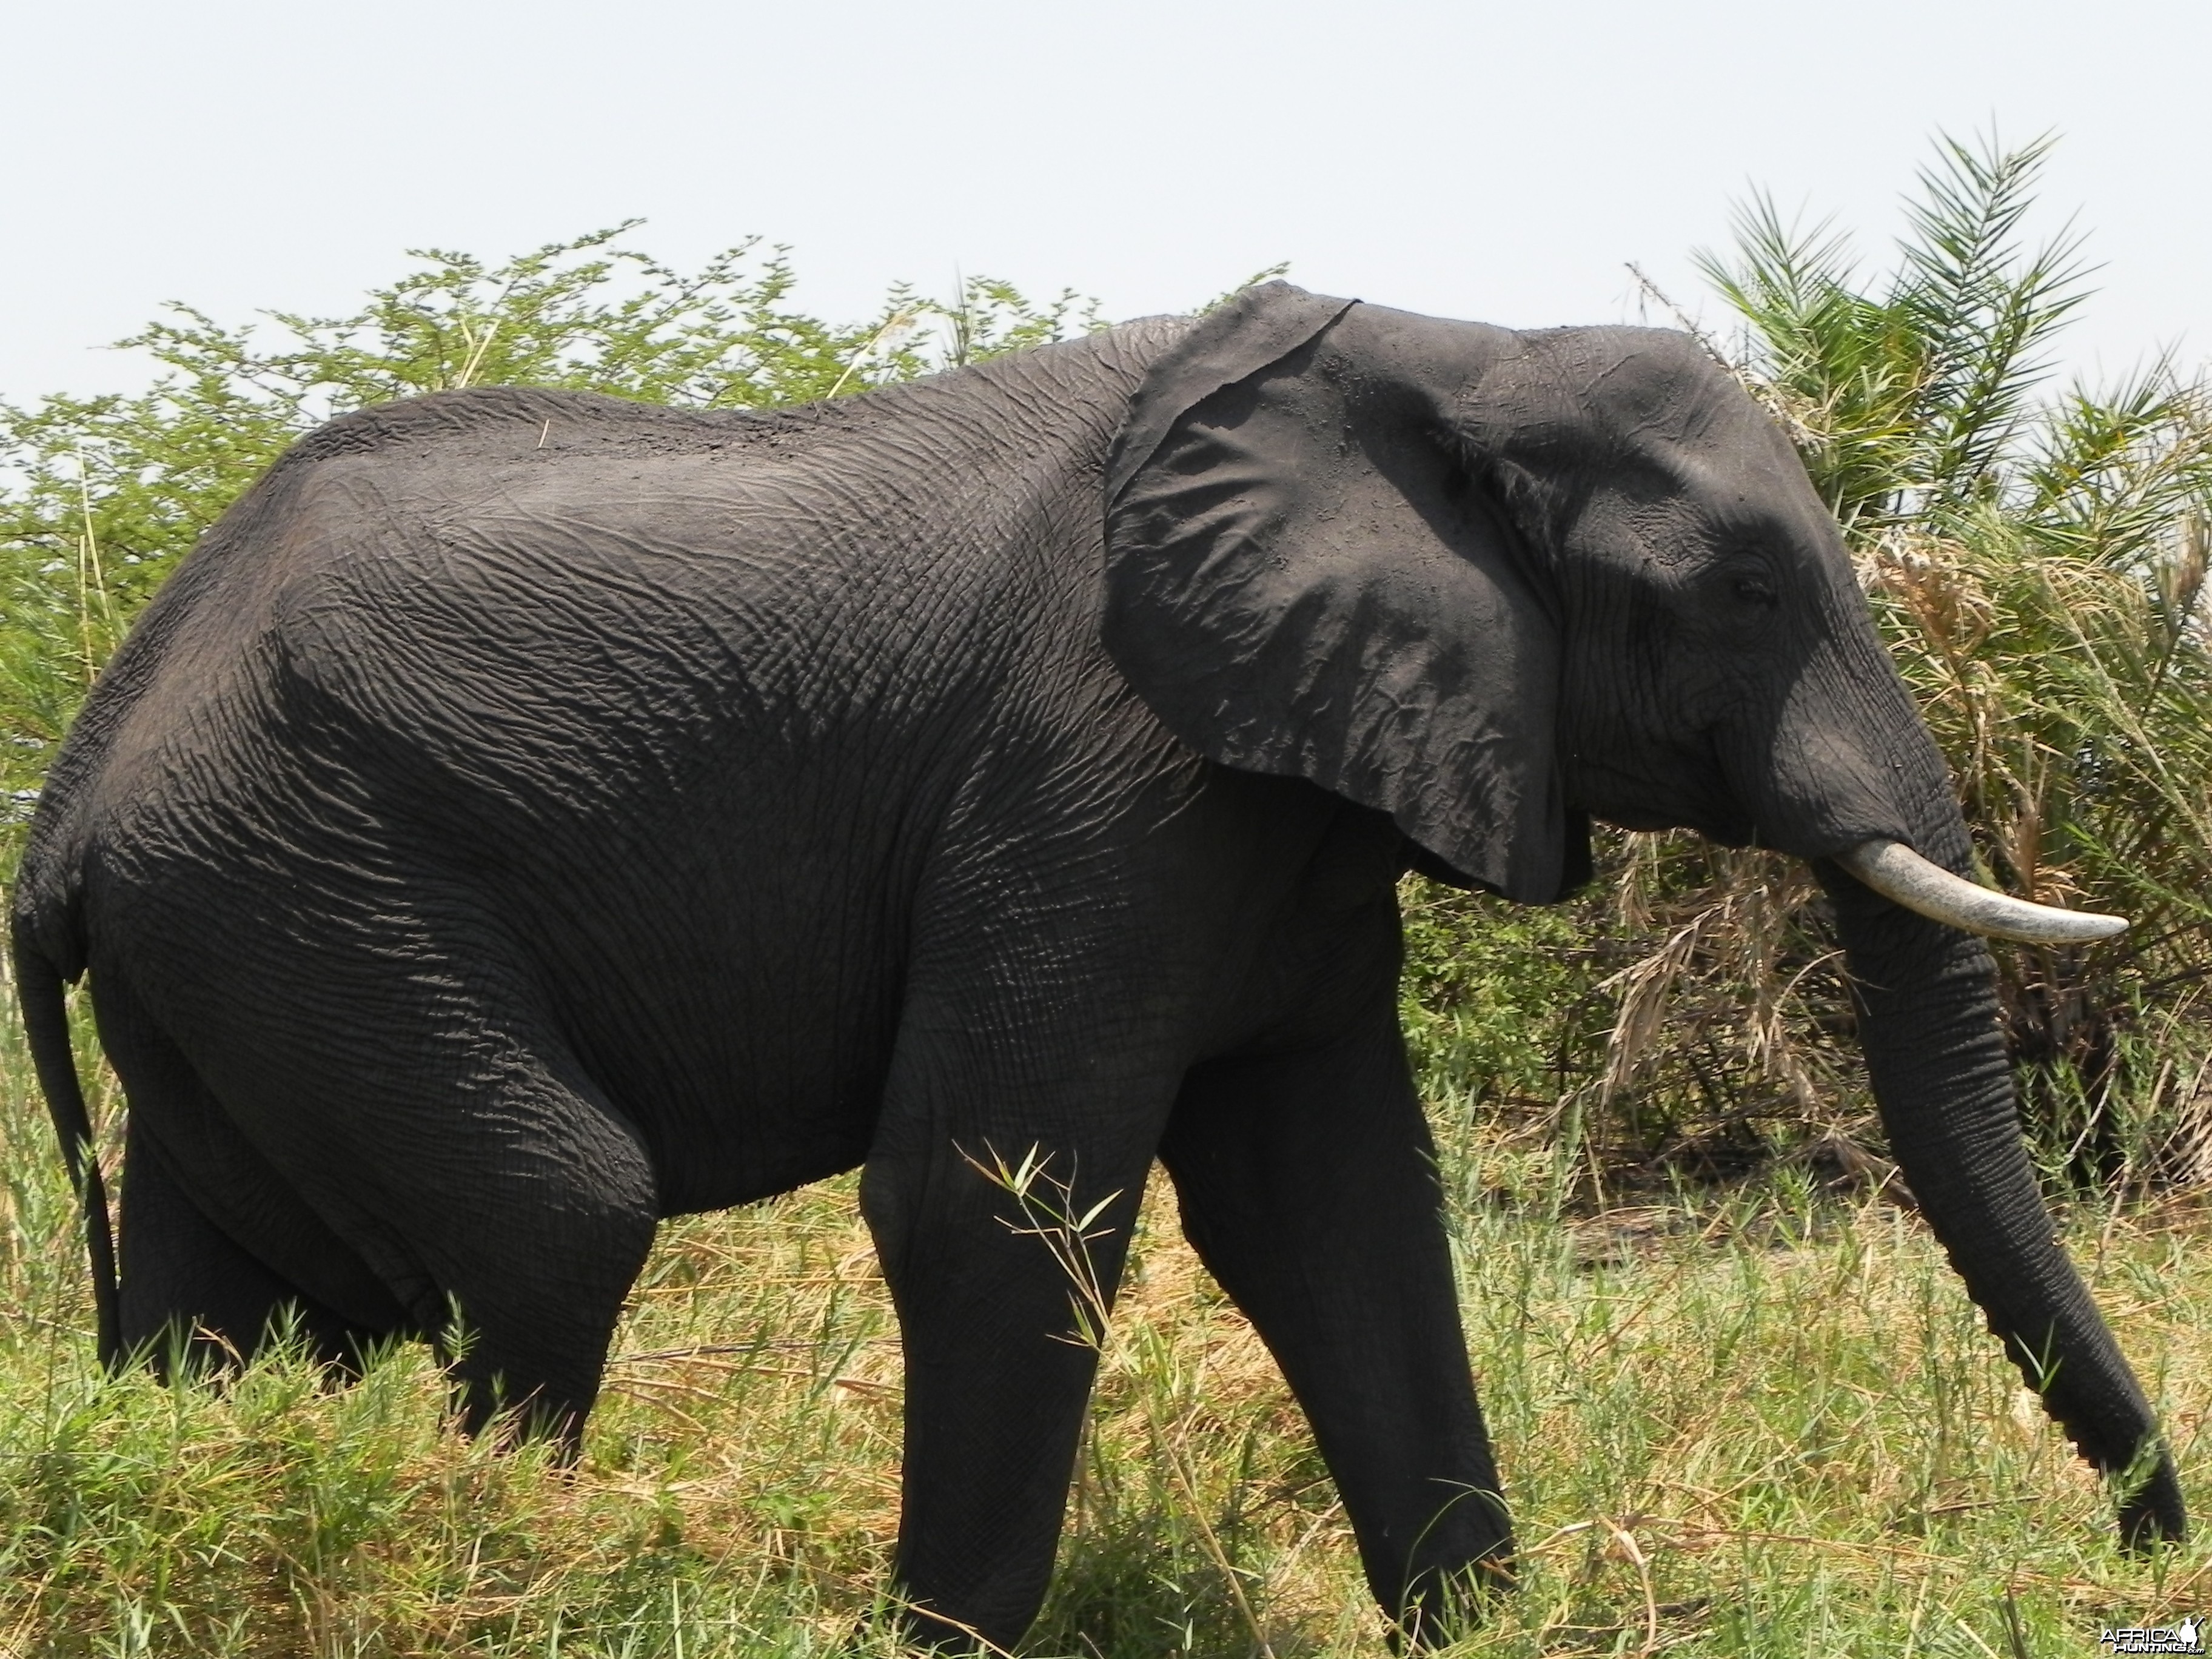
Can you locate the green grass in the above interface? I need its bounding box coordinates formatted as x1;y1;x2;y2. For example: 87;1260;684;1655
4;990;2207;1656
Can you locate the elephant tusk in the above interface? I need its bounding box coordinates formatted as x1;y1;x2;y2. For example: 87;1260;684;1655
1835;839;2128;945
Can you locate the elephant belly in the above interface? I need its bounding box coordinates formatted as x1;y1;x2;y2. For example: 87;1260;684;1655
608;1028;892;1218
531;895;909;1218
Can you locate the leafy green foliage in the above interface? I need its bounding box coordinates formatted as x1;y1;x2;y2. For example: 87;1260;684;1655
0;227;1098;863
1699;133;2102;532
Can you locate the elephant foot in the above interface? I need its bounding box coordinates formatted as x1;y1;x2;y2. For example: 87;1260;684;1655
1389;1549;1518;1651
438;1362;593;1460
879;1601;1021;1657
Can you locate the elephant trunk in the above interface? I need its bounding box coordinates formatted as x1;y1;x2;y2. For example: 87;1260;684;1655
1820;859;2185;1545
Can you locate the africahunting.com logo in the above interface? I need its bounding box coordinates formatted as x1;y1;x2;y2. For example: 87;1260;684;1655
2100;1616;2204;1654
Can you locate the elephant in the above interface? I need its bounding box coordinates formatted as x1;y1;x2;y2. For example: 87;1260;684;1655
13;281;2184;1649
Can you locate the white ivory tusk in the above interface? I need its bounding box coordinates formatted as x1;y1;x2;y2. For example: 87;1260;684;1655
1835;839;2128;945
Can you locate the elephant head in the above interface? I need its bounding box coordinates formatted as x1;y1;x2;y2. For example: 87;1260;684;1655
1103;281;2185;1545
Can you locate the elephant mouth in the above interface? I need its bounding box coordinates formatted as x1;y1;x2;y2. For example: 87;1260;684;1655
1564;747;1750;845
1566;720;1758;848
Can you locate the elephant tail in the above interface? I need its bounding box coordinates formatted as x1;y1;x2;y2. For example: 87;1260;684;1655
12;936;120;1368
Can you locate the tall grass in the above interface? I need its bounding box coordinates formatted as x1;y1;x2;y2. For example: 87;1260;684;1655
4;991;2208;1653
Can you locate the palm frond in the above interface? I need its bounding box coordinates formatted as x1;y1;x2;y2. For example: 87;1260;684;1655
1891;130;2096;511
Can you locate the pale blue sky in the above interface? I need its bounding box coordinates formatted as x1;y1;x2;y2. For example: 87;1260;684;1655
4;0;2205;400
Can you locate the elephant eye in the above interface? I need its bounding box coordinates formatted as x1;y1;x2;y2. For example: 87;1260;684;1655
1732;572;1778;608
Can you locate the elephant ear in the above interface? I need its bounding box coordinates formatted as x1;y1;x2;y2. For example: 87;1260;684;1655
1104;283;1588;903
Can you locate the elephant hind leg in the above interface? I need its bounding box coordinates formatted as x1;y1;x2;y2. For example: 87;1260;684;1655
118;1116;383;1378
93;921;659;1450
93;966;404;1376
236;1015;660;1450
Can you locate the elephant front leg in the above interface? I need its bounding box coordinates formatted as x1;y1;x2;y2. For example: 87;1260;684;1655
1159;1013;1513;1646
859;1005;1171;1652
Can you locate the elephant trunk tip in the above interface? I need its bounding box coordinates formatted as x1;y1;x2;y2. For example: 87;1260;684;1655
2120;1458;2189;1553
1835;839;2128;945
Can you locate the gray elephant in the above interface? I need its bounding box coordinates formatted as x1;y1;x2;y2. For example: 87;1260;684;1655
13;283;2184;1649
